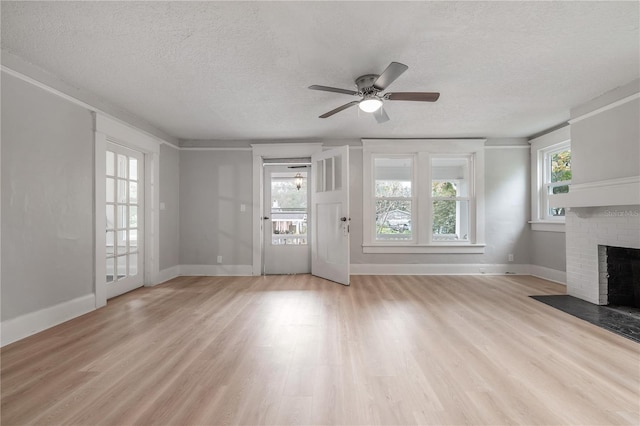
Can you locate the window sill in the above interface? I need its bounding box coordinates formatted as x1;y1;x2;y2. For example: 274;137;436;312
529;221;565;232
362;244;486;254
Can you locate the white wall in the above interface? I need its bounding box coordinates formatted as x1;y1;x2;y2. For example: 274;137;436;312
1;73;94;321
159;144;180;270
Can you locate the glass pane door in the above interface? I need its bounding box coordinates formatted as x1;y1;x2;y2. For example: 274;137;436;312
106;143;144;298
263;165;311;274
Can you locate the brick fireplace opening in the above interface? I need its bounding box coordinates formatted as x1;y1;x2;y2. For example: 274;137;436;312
599;245;640;308
566;205;640;305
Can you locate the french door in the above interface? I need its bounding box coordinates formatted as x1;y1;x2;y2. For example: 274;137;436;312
105;142;144;298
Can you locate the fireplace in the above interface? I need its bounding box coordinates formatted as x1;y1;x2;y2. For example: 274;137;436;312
600;246;640;308
566;205;640;305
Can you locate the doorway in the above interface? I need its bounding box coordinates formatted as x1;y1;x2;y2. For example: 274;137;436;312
251;143;350;285
105;142;144;298
262;164;311;274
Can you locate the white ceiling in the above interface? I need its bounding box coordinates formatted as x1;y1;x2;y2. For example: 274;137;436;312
1;1;638;142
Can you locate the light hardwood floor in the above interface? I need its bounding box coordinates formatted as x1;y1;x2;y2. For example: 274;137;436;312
2;274;639;425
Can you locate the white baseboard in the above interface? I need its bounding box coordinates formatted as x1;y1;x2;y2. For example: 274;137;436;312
350;263;531;275
530;265;567;285
150;265;181;286
179;264;254;276
1;294;95;347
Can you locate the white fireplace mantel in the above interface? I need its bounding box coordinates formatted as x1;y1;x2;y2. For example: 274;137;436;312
550;176;640;208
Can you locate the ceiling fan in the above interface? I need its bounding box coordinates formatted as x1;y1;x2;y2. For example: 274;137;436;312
309;62;440;123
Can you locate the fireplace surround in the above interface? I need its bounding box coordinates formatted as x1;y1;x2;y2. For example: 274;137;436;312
566;205;640;305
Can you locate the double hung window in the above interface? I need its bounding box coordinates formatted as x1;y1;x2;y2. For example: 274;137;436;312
374;156;414;241
542;145;571;219
431;156;471;242
363;139;485;254
530;126;571;231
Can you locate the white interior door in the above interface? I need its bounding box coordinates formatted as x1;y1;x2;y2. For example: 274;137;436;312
106;142;144;298
311;146;350;285
263;165;311;274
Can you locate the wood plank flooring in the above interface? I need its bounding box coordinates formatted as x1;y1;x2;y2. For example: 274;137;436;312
2;274;639;425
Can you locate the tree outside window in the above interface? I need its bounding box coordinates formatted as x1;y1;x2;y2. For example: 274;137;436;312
432;182;457;235
546;148;571;217
374;157;413;241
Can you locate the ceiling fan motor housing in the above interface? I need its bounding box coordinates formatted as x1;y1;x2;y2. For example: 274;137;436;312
355;74;380;94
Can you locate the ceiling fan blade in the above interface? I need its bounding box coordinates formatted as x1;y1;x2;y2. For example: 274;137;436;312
374;107;390;124
386;92;440;102
319;101;360;118
309;85;358;96
372;62;408;91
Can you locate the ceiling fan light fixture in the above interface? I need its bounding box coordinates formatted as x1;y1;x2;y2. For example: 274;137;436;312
358;97;383;113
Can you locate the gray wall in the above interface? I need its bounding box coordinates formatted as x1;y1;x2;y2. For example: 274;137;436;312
2;51;179;146
571;98;639;185
1;73;94;321
530;231;566;271
177;141;532;269
179;150;253;266
159;144;180;270
349;144;531;265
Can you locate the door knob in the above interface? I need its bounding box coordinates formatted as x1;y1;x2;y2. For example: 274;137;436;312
262;216;269;220
340;217;347;222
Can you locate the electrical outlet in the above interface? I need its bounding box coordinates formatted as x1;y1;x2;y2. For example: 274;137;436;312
217;255;222;263
240;204;246;212
508;253;514;262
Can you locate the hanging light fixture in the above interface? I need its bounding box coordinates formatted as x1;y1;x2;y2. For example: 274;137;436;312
294;172;304;190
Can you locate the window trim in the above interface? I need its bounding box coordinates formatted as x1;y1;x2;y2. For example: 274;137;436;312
362;139;485;254
529;127;570;233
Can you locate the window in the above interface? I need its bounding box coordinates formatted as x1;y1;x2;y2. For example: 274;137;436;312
374;156;414;241
530;126;571;232
363;139;485;254
432;156;471;242
543;146;571;219
270;170;308;245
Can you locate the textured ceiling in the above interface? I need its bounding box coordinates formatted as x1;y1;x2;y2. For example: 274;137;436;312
1;1;639;141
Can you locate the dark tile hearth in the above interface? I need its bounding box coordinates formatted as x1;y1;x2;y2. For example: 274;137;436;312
531;295;640;343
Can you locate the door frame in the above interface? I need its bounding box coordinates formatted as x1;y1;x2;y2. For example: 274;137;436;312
251;143;323;276
94;113;160;307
